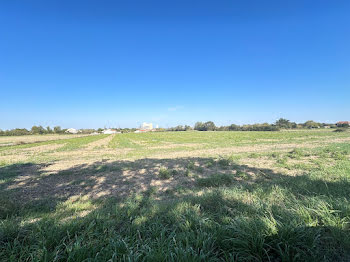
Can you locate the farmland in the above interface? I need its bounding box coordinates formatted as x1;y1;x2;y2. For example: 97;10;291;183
1;130;350;261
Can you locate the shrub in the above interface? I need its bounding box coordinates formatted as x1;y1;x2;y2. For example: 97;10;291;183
159;168;171;179
170;169;179;176
334;128;347;132
187;161;196;170
184;169;193;177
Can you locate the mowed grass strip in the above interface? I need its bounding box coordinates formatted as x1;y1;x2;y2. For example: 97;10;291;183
0;134;108;153
55;134;109;151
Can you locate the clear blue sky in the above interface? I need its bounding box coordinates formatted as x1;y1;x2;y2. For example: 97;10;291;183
1;0;349;129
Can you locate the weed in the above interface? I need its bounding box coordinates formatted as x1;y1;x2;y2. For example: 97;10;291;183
158;167;172;179
218;158;230;169
206;159;215;168
288;148;305;159
235;170;250;180
277;156;288;166
271;152;280;159
248;153;259;158
187;161;196;170
184;169;193;177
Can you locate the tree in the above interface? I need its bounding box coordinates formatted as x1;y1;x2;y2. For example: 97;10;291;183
303;120;320;129
228;124;240;131
194;122;206;131
184;125;192;131
31;125;46;134
194;121;216;131
53;126;62;134
204;121;216;131
275;118;294;129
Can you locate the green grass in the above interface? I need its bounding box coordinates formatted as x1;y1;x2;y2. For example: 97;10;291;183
0;131;350;261
55;134;109;151
108;130;348;149
197;173;234;187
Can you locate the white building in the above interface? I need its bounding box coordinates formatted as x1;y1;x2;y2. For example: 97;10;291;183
66;128;78;134
141;122;153;130
102;129;120;134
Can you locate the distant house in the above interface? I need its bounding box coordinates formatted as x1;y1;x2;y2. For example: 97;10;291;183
134;129;151;133
102;129;120;134
336;121;350;127
66;128;78;134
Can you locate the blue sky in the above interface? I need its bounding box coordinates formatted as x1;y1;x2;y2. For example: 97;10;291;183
1;0;349;129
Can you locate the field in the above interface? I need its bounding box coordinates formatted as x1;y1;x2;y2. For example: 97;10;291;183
1;130;350;261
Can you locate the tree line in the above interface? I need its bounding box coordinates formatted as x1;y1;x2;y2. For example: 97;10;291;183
0;126;98;136
0;119;346;136
0;126;63;136
168;118;341;132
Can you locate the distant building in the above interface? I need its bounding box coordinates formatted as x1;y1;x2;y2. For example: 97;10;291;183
66;128;78;134
102;129;120;134
141;122;153;130
336;121;350;127
135;129;149;133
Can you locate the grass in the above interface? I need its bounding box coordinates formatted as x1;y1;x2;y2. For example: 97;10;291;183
0;130;350;261
196;173;234;187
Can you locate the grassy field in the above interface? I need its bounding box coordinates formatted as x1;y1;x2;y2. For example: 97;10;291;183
0;130;350;261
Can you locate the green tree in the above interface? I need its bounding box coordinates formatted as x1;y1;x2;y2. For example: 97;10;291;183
303;120;320;129
204;121;216;131
275;118;294;129
53;126;62;134
194;122;205;131
31;125;46;134
228;124;240;131
184;125;192;131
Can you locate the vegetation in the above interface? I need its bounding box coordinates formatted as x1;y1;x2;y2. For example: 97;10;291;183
189;118;339;132
0;118;347;136
0;129;349;260
167;125;192;131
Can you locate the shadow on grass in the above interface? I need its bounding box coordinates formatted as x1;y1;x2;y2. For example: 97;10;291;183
0;157;350;261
